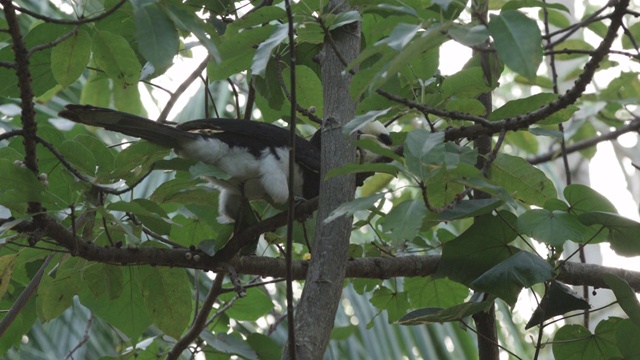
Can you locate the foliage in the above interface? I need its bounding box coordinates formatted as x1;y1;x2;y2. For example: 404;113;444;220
0;0;639;359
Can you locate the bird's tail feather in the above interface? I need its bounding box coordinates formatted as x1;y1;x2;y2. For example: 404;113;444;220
59;105;197;148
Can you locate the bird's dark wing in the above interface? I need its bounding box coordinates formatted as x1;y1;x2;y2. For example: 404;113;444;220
178;119;321;173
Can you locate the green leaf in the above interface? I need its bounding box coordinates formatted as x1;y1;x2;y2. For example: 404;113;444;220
553;39;594;60
251;23;289;77
398;299;494;325
210;25;275;80
0;254;17;299
74;135;117;177
83;263;124;300
189;161;231;180
489;93;578;125
136;266;191;339
79;268;152;340
246;333;282;360
516;209;586;246
439;198;502;220
161;2;220;62
525;280;590;329
437;212;519;286
488;10;542;80
448;24;489;46
37;257;84;321
326;162;399;179
201;333;258;359
220;288;274;321
344;108;391;137
603;274;640;327
282;66;323;118
370;287;410;323
444;98;488;116
227;7;287;33
552;320;622;360
0;159;45;207
616;319;640;359
324;10;361;31
377;23;422;51
380;199;427;240
564;184;617;214
92;30;142;85
51;30;91;88
108;199;172;235
405;277;469;309
578;212;640;256
470;251;554;306
0;284;37;354
502;0;570;12
622;23;640;50
489;153;556;207
442;67;493;98
135;3;179;68
111;141;170;181
404;130;446;180
325;193;385;223
58;140;97;176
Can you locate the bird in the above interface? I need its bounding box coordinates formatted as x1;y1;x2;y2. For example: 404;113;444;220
59;104;321;224
59;105;392;224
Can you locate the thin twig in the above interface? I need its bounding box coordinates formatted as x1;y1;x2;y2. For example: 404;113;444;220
158;55;211;122
15;0;128;25
166;272;225;360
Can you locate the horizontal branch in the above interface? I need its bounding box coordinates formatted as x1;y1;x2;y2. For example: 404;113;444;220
13;216;639;293
528;117;640;164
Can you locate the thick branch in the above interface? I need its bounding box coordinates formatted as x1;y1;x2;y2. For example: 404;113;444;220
18;217;640;292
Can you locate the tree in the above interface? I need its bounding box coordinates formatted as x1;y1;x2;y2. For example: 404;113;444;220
1;0;640;359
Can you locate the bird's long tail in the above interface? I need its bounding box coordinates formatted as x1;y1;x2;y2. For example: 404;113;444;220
59;104;197;148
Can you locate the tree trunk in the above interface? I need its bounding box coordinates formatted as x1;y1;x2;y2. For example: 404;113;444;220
282;1;360;358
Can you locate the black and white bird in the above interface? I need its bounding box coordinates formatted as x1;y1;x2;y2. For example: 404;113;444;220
59;105;391;223
59;104;321;223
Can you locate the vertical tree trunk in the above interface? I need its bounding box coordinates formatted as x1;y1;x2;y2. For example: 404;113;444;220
282;1;360;359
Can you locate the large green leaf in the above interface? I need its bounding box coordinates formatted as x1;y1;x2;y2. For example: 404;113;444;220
525;280;590;329
437;212;519;286
564;184;617;214
209;25;275;80
603;274;640;326
220;288;274;321
552;320;622;360
405;277;469;309
92;30;142;86
325;193;385;223
51;29;91;88
488;10;542;80
398;299;494;325
108;199;173;235
37;257;84;321
134;3;179;69
516;209;586;246
251;23;288;77
78;268;152;340
470;251;554;307
380;199;427;241
578;212;640;256
616;319;640;359
370;286;410;323
135;266;191;339
489;153;556;207
489;93;578;125
404;130;446;180
161;2;220;62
